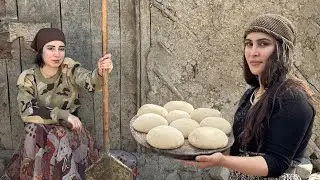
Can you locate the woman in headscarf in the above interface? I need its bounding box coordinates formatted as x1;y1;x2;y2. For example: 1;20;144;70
184;14;315;179
5;28;113;180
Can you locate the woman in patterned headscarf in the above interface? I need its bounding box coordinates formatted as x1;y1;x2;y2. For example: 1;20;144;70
184;14;315;179
4;28;113;180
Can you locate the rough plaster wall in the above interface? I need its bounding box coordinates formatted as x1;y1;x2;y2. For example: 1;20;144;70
0;0;5;19
143;0;320;171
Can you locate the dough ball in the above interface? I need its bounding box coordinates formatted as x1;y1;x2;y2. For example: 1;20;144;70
188;127;228;149
200;117;232;134
166;110;191;123
170;118;200;138
133;113;168;133
137;104;168;117
191;108;221;123
164;101;194;114
146;125;184;149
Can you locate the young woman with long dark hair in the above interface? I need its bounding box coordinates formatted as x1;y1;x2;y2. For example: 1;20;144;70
184;14;315;179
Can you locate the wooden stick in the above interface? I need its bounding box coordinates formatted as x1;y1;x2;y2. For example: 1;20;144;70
101;0;110;152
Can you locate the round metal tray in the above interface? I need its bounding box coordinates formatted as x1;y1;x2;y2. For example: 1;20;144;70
130;115;234;160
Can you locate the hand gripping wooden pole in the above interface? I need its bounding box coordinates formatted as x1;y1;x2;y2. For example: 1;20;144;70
85;2;133;179
101;0;110;152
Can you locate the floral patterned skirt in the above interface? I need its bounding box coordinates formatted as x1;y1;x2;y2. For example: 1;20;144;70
5;123;99;180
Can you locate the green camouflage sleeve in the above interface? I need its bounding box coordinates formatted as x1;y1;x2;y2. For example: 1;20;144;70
17;71;69;124
72;65;103;92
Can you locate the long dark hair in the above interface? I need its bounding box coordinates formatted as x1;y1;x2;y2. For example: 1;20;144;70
241;37;313;150
35;48;44;67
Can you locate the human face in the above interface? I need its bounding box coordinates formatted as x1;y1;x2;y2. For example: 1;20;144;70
42;40;65;69
244;32;276;78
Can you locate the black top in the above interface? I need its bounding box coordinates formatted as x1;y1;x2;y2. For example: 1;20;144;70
230;87;315;177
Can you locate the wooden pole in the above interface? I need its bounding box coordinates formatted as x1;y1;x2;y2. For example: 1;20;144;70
101;0;110;152
86;2;133;179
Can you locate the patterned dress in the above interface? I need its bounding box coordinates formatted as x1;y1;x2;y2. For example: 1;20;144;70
5;58;101;180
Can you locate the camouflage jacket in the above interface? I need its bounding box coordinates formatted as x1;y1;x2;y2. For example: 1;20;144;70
17;57;102;124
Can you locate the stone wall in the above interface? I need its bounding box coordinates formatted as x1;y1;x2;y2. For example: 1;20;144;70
141;0;320;128
135;153;229;180
137;0;320;177
0;0;319;179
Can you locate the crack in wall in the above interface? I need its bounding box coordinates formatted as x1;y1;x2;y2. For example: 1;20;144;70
294;64;320;93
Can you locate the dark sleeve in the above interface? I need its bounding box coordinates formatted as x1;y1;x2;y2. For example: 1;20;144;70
230;139;241;156
262;92;314;177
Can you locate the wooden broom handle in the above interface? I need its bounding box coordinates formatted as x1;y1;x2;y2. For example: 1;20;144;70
101;0;110;152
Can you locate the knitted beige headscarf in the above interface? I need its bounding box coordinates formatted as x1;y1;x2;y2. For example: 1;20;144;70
244;14;296;71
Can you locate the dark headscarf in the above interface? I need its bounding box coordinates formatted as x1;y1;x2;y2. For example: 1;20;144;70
31;28;65;52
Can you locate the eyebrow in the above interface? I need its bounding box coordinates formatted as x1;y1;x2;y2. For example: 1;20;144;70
245;38;273;42
46;45;65;48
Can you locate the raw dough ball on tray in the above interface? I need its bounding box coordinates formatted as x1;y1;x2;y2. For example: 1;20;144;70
133;113;168;133
166;110;191;123
170;118;200;138
137;104;168;117
164;101;194;114
188;127;228;149
200;117;232;134
191;108;221;123
146;125;184;149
